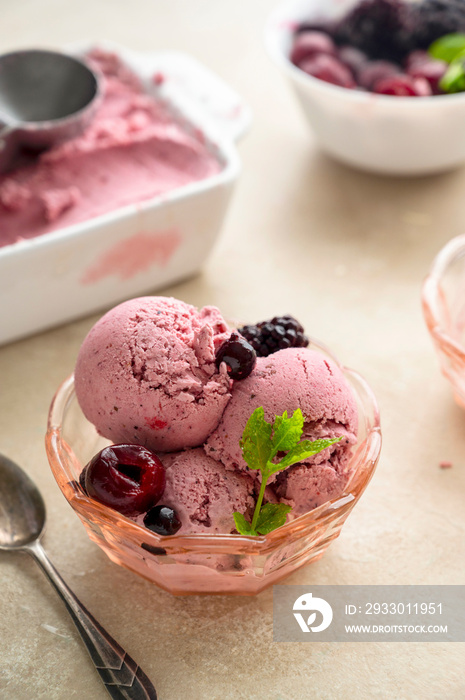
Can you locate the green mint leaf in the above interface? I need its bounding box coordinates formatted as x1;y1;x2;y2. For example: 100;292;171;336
429;33;465;63
269;436;342;474
233;512;257;536
256;503;292;535
270;408;304;458
440;59;465;93
240;406;272;472
235;408;345;536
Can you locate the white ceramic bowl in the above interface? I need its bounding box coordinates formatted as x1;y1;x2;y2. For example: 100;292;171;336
0;42;251;346
265;0;465;176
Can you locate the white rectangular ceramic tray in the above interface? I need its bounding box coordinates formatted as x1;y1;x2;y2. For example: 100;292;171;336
0;41;250;346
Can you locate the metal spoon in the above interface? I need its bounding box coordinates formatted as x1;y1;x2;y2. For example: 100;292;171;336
0;453;157;700
0;49;100;173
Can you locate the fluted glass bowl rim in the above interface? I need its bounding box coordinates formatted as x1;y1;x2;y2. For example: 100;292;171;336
422;233;465;365
45;338;381;559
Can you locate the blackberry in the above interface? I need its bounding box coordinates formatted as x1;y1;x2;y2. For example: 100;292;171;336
412;0;465;50
238;316;309;358
332;0;413;63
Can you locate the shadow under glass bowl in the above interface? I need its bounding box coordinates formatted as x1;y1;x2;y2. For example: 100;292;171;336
45;339;381;595
422;234;465;408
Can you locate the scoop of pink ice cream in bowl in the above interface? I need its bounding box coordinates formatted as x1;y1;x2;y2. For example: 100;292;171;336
422;234;465;408
46;296;381;595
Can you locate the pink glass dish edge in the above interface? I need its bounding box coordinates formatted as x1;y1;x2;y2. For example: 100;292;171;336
45;340;381;595
422;233;465;408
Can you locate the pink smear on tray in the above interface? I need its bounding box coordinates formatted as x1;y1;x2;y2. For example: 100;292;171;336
81;228;182;283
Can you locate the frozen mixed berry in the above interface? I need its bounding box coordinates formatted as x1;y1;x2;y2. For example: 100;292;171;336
374;74;431;96
411;0;465;50
357;60;400;90
292;0;465;96
332;0;413;63
338;46;368;75
215;332;257;380
143;505;182;536
290;30;337;65
81;444;166;516
238;315;309;358
406;55;447;93
299;54;356;88
406;50;430;69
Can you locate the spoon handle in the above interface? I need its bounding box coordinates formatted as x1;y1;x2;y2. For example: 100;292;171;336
27;541;157;700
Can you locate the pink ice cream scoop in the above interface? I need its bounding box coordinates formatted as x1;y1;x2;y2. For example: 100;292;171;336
74;296;232;452
273;460;352;516
205;347;358;511
142;448;256;534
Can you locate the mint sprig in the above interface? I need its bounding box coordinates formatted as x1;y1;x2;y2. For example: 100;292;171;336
233;503;292;536
233;407;341;536
254;503;292;535
427;33;465;94
429;33;465;64
440;58;465;94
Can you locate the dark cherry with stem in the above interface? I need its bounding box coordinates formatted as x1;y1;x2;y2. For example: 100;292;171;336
80;443;166;517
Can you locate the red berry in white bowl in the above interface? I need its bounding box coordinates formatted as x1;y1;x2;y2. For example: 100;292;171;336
374;74;431;96
412;76;433;96
338;45;368;75
357;60;400;90
80;444;166;516
405;50;430;69
406;57;447;94
299;54;356;89
290;31;337;65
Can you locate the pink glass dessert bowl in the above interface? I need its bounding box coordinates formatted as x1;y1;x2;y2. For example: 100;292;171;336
46;339;381;596
422;234;465;408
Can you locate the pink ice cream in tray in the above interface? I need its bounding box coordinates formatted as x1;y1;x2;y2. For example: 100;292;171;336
0;49;221;245
0;42;250;346
47;296;381;595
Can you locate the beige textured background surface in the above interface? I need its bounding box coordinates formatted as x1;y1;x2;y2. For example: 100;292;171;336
1;1;465;698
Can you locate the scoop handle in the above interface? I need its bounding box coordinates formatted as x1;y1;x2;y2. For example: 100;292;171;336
0;125;19;175
27;540;157;700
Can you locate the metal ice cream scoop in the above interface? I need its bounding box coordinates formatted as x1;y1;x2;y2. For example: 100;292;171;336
0;48;100;173
0;452;157;699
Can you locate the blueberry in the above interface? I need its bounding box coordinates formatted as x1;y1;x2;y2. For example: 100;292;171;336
143;505;182;536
